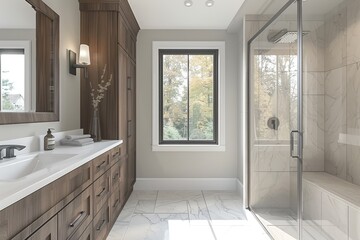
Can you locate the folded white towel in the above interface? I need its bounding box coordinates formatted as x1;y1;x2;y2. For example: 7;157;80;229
65;134;91;140
60;138;94;146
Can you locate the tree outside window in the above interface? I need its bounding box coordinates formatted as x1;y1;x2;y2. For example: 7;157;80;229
159;49;218;144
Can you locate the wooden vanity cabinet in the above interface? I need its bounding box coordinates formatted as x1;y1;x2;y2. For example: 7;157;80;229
4;162;92;240
1;145;129;240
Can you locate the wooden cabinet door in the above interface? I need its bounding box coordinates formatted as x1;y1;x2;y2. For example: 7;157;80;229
120;156;128;204
27;217;57;240
118;47;128;156
127;59;136;189
109;186;121;227
93;202;110;240
110;160;121;191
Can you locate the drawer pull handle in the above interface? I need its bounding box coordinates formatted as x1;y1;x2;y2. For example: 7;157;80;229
113;199;120;208
97;187;106;197
96;219;106;231
113;172;119;180
97;161;106;169
69;211;84;227
112;152;120;158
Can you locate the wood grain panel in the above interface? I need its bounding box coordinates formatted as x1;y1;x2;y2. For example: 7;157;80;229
0;0;59;125
27;217;57;240
80;11;119;140
109;186;121;228
118;47;128;155
93;202;109;240
110;146;121;166
119;156;128;206
69;219;93;240
92;152;110;180
2;162;92;240
110;160;121;191
58;187;93;240
93;170;110;215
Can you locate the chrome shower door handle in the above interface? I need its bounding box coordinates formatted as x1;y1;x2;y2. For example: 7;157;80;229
290;130;299;158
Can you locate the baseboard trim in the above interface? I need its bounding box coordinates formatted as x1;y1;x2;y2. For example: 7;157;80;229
236;178;243;196
134;178;238;191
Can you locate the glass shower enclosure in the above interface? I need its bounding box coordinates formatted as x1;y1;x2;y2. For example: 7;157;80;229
247;0;349;239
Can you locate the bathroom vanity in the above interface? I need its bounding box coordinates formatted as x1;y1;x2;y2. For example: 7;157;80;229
0;141;130;240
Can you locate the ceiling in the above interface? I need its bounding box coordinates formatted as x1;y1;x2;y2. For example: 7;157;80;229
128;0;246;30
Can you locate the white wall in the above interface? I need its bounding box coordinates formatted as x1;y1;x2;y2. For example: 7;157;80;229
136;30;239;178
237;24;244;183
0;0;80;141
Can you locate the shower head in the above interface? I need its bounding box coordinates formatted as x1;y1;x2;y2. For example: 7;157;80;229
267;28;309;44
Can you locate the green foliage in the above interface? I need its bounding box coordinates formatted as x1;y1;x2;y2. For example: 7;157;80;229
253;54;297;140
162;54;215;141
163;125;182;140
1;78;15;111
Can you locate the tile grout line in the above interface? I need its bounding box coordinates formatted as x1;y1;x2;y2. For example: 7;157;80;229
202;190;218;240
119;192;138;240
154;190;159;213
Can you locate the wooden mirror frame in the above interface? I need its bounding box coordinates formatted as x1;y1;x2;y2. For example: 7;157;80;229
0;0;59;125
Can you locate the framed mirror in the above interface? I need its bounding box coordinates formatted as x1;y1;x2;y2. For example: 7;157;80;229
0;0;59;124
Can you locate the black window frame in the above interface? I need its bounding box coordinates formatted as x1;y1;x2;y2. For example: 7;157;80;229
159;49;219;145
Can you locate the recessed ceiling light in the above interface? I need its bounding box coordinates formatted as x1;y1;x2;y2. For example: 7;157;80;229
184;0;193;7
205;0;214;7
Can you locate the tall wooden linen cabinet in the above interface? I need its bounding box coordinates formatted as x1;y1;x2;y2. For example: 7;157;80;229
78;0;139;200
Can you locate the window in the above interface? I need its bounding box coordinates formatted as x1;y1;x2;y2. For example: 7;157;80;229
159;49;218;145
0;41;31;112
253;52;297;143
152;41;225;151
0;49;26;112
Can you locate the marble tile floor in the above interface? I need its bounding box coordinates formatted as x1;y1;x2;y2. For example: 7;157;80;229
107;190;271;240
253;208;329;240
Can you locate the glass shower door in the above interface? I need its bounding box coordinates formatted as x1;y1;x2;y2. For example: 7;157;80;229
248;0;303;239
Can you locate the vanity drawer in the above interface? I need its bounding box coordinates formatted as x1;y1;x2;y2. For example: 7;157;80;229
93;152;110;180
58;187;92;240
110;146;121;166
110;160;121;191
27;216;57;240
93;203;110;240
68;220;93;240
109;187;121;227
93;170;110;215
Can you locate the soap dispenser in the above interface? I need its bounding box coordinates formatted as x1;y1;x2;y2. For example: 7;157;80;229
44;128;55;151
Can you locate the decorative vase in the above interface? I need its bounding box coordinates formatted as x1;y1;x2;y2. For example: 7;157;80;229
89;108;102;142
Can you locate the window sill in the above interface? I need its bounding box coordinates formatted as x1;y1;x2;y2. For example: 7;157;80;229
152;145;226;152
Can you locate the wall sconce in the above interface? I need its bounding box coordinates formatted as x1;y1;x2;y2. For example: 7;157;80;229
69;44;91;77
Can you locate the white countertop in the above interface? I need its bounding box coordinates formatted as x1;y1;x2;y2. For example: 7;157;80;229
0;140;122;211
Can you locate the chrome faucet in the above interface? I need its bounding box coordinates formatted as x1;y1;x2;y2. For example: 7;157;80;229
0;145;26;159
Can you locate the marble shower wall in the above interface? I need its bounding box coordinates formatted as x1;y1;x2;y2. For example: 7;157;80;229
324;0;360;186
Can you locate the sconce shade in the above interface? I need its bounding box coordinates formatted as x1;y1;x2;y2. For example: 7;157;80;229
79;44;90;65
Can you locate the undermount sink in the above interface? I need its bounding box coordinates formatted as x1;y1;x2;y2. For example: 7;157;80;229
0;153;77;181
